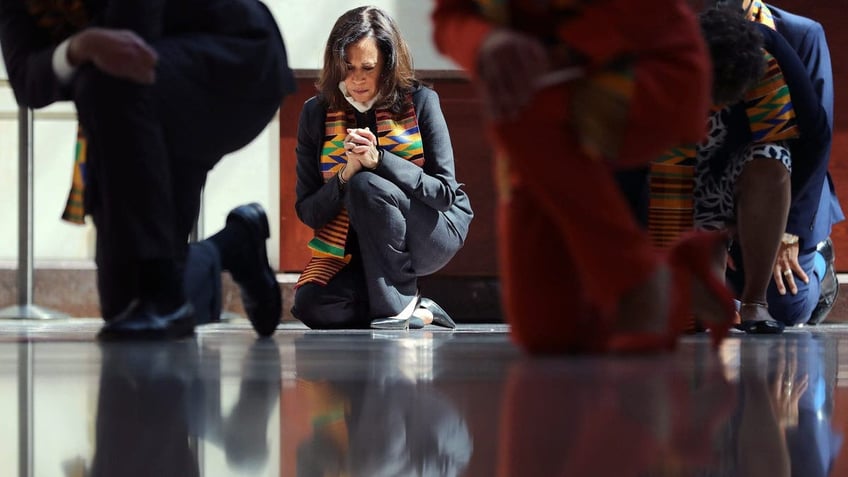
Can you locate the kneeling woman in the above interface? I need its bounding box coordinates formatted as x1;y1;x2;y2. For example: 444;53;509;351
292;6;473;330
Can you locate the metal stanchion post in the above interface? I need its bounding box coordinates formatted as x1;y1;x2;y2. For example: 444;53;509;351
0;107;68;319
17;342;33;477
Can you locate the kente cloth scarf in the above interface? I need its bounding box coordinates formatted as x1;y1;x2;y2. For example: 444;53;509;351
647;2;796;248
474;0;635;163
61;127;87;224
295;95;425;287
647;145;697;249
24;1;91;224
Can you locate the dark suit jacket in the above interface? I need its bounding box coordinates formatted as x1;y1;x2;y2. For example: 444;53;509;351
770;5;844;248
295;85;474;242
0;0;295;109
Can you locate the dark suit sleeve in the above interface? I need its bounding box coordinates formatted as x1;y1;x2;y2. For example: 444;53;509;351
772;7;833;128
769;6;841;243
294;96;346;230
0;0;66;108
758;26;830;239
373;87;461;212
795;22;833;128
784;21;835;239
102;0;166;40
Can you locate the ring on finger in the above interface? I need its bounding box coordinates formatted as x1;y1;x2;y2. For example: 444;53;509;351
783;270;792;276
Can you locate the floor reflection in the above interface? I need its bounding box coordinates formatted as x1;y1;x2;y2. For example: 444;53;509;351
76;338;281;477
495;345;736;476
719;334;843;477
1;323;847;477
292;334;473;476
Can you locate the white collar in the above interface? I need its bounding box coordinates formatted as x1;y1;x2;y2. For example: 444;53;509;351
339;82;380;113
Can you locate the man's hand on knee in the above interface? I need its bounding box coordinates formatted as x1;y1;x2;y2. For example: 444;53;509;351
68;27;158;84
773;236;809;296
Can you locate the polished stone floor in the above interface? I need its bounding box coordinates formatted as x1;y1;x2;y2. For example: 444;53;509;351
1;320;847;477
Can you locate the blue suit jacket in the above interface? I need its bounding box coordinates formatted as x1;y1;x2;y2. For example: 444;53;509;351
770;5;844;249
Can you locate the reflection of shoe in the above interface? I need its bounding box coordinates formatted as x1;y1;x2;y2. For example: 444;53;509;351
98;339;198;381
608;231;735;353
418;297;457;329
93;339;198;475
226;203;282;337
223;340;281;471
98;299;195;341
808;238;838;325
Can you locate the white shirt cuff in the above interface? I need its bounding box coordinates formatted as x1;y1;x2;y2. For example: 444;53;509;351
51;38;77;84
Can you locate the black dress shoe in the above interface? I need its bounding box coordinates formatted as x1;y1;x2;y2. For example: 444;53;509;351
417;297;457;329
808;238;839;325
98;300;195;341
735;319;785;334
226;203;282;337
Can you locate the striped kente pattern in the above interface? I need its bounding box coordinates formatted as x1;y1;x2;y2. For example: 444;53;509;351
296;96;425;287
61;127;87;225
744;51;797;143
375;107;425;167
648;146;696;248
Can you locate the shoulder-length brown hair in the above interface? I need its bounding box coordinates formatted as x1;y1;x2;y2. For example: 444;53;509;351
316;6;417;115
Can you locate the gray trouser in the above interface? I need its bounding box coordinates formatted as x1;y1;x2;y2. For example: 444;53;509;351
292;172;464;328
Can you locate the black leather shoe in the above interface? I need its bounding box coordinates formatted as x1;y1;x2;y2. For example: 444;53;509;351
98;300;195;341
417;297;457;329
735;319;785;334
808;238;838;325
226;203;282;337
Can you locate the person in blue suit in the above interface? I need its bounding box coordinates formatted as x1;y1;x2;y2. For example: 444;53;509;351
715;0;843;327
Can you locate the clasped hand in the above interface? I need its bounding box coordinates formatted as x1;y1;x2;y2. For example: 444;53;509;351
343;127;379;175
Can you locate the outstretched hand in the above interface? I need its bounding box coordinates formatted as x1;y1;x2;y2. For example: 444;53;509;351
68;27;158;84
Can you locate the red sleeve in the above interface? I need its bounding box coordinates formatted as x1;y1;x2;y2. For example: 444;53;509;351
556;0;703;67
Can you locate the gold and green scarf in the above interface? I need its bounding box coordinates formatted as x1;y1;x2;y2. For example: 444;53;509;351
648;3;796;248
296;95;425;287
61;127;87;224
